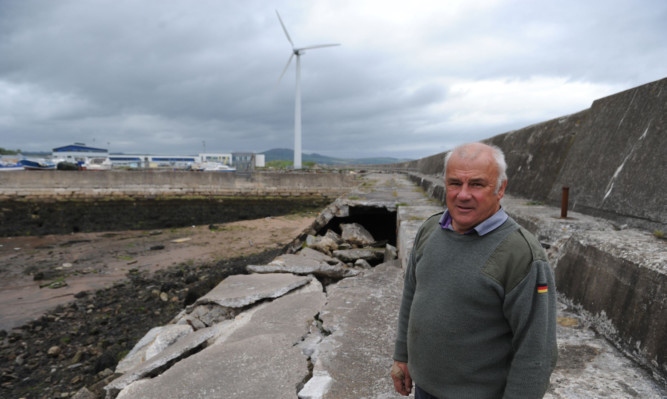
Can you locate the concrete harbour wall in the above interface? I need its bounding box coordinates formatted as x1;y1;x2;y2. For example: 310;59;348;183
0;170;358;199
393;77;667;233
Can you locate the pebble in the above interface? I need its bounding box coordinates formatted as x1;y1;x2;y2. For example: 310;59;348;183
48;346;62;357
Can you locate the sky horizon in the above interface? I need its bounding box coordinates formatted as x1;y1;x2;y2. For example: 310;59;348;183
1;1;666;160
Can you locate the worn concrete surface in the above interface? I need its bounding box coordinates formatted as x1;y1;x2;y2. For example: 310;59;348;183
501;195;667;384
104;173;666;398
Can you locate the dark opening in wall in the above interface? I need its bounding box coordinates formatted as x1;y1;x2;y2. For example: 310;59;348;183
317;206;397;247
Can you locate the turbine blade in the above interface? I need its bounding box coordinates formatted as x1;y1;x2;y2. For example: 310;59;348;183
276;53;295;88
297;43;341;51
275;10;294;48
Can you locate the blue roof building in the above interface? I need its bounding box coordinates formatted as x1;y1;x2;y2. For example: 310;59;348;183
52;143;109;164
53;143;108;154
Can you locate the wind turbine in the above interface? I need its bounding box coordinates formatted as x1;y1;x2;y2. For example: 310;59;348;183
276;10;339;169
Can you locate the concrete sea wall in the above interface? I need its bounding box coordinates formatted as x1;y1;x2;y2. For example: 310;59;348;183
0;171;358;236
395;77;667;233
0;170;357;199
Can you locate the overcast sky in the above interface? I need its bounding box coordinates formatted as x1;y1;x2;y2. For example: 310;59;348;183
1;0;665;160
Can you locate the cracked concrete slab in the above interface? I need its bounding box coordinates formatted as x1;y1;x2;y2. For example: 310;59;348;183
191;272;313;309
298;247;344;263
115;324;193;374
106;322;226;398
224;278;326;345
115;334;308;399
247;253;359;279
311;260;406;399
113;280;326;399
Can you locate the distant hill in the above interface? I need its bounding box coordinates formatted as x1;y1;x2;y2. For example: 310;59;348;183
260;148;411;165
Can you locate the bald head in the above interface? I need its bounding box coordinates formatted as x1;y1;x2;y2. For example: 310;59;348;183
444;143;507;194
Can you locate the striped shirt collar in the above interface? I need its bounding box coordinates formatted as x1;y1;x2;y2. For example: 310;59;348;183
439;207;508;236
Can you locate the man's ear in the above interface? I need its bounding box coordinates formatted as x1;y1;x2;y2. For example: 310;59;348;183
497;180;507;200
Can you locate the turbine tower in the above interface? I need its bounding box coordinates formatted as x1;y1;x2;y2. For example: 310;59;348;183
276;10;339;169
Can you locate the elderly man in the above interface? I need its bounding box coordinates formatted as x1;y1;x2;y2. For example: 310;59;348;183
391;142;557;398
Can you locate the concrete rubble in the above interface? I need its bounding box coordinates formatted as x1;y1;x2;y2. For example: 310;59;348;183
248;253;360;279
101;173;665;399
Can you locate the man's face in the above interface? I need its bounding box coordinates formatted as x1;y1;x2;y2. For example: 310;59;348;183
445;151;506;233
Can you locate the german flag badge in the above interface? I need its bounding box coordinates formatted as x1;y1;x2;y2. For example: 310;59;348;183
537;283;548;294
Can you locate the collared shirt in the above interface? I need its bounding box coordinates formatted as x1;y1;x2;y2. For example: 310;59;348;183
439;207;508;236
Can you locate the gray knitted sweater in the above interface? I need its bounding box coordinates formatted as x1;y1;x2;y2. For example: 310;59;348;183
393;213;557;399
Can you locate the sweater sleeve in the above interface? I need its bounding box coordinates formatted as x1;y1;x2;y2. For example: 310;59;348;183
392;238;417;362
502;258;558;398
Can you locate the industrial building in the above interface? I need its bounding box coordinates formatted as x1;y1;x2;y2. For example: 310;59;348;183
50;143;263;171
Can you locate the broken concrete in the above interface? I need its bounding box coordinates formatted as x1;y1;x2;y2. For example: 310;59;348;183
247;253;359;279
332;248;385;264
111;280;325;399
115;324;193;374
305;234;339;254
190;273;312;309
106;323;225;397
115;334;308;399
340;222;376;246
306;260;405;399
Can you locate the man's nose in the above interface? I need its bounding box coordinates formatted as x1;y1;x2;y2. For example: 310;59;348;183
457;184;472;200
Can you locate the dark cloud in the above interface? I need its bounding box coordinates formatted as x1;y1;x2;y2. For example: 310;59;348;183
1;0;665;159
